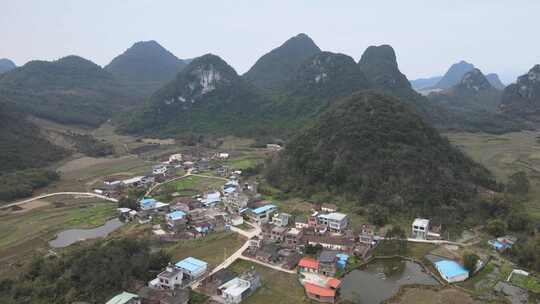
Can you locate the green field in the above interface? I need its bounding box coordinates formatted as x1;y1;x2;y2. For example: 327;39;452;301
165;232;245;267
446;131;540;219
511;273;540;294
228;260;309;304
0;199;116;278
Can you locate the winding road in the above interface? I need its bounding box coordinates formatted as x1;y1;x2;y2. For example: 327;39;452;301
0;192;118;210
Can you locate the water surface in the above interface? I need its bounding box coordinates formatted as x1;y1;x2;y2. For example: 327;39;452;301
340;258;439;304
49;218;123;248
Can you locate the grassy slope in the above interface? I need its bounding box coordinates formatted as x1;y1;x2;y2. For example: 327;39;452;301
445;131;540;220
0;200;116;278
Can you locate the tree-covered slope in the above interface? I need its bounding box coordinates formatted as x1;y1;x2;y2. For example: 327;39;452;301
430;69;502;112
267;91;496;215
105;40;187;97
0;103;66;172
118;54;272;137
243;33;321;90
0;56;133;126
499;65;540;121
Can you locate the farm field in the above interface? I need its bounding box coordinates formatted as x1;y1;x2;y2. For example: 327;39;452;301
164;232;245;268
445;131;540;219
0;198;116;278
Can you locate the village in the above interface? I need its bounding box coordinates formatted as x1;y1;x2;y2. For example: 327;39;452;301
94;148;536;304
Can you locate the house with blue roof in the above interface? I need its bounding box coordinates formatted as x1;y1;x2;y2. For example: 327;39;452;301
435;260;469;283
201;191;221;207
247;204;277;224
140;198;157;210
166;211;187;230
175;257;208;280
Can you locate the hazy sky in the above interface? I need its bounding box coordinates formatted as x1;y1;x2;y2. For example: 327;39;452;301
1;1;538;83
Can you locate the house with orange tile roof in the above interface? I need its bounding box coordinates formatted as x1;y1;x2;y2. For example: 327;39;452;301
298;257;319;273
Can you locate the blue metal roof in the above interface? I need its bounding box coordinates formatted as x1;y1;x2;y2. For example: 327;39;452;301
435;260;469;278
140;198;157;207
175;257;208;272
251;204;277;215
167;211;186;221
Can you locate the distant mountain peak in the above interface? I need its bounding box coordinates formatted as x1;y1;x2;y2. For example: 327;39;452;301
104;40;185;84
288;51;370;99
155;53;239;106
456;68;494;92
358;44;411;90
497;65;540;119
485;73;505;90
435;61;475;89
0;58;16;74
243;33;321;90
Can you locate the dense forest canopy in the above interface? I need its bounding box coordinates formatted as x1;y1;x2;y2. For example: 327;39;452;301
267;91;496;218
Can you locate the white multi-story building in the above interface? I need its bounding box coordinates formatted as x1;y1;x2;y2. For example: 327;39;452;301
412;218;430;240
317;212;348;233
156;265;183;290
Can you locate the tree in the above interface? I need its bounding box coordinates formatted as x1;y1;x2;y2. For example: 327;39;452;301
463;253;479;273
367;204;390;226
507;171;529;196
486;219;506;237
118;196;138;210
507;212;530;232
385;226;407;254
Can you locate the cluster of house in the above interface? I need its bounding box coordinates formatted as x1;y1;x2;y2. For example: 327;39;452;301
488;235;517;252
297;253;347;303
105;257;208;304
240;203;379;284
199;269;261;304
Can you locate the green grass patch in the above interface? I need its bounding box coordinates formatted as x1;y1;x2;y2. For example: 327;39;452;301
228;259;308;304
164;232;244;268
512;273;540;294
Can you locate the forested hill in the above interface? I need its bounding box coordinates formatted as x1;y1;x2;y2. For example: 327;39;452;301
0;56;134;127
105;40;187;97
0;104;66;172
267;91;496;217
429;68;503;112
243;33;321;90
118;54;273;137
499;65;540;121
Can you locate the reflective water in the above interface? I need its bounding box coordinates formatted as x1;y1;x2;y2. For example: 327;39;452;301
340;258;439;304
49;218;123;248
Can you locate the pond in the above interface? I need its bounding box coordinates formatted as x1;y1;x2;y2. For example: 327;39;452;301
49;218;124;248
340;258;440;304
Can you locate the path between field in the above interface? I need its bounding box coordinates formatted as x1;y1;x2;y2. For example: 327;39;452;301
1;192;118;210
145;170;228;196
190;222;294;288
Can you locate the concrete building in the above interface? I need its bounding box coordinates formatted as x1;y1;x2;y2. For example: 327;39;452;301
166;211;187;230
156;265;183;290
218;277;251;304
272;212;291;227
175;257;208;280
435;260;469;283
412;218;430;240
247;204;277;224
317;213;348;233
270;226;288;242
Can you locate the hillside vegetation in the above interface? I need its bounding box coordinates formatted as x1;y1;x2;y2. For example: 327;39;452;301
0;56;135;127
267;91;496;218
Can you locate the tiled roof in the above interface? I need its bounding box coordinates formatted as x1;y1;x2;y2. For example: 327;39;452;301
298;257;319;269
304;282;335;297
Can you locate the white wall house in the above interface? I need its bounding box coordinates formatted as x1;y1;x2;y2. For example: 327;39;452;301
156;265;183;289
412;218;430;239
317;212;348;233
218;277;251;304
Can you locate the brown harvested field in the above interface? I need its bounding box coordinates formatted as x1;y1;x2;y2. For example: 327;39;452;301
141;138;176;145
11;200;50;213
389;287;476;304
